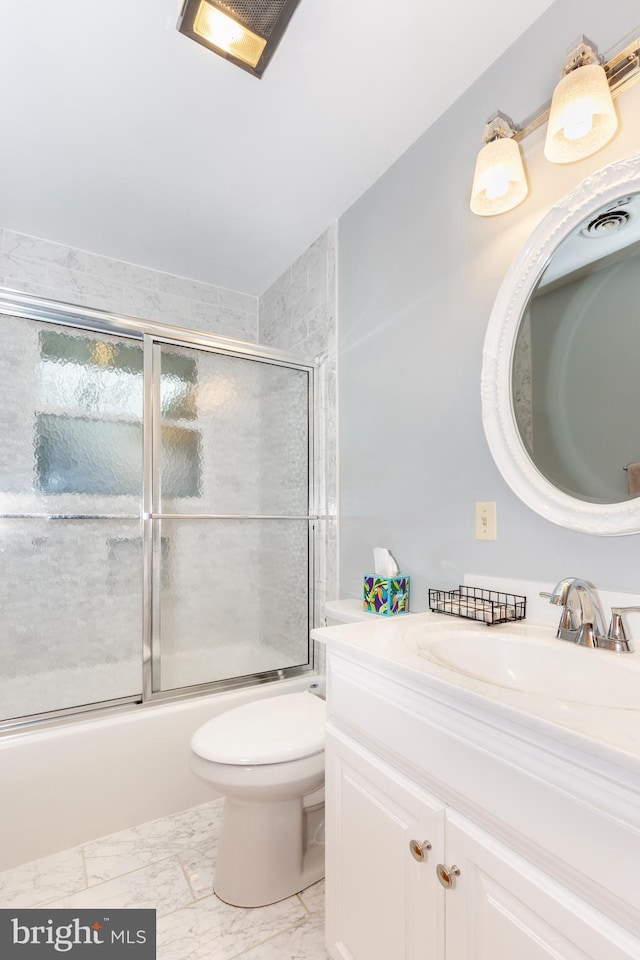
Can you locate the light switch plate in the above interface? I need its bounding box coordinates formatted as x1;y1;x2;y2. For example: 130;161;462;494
475;501;497;540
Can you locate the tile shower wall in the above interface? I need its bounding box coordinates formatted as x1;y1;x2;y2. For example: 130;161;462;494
0;229;258;340
258;225;338;651
0;227;332;714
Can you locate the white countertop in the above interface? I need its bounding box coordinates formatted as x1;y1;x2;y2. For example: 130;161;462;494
312;611;640;778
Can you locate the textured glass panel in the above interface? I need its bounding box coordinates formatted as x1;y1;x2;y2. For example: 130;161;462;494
0;316;143;515
35;417;199;498
160;353;198;420
159;427;202;499
155;519;309;691
159;345;310;516
36;416;143;495
39;333;143;416
0;518;143;721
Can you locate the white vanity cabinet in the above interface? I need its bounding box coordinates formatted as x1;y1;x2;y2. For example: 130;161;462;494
325;730;445;960
443;811;637;960
323;640;640;960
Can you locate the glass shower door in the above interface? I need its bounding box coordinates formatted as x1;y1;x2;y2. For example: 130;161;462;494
0;316;144;722
150;341;313;693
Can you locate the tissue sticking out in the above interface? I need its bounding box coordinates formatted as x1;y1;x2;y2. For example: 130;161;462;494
373;547;400;578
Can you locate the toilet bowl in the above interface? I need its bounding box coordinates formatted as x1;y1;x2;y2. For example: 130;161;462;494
190;691;326;907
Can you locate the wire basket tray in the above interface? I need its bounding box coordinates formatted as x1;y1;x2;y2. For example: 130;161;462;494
428;585;526;626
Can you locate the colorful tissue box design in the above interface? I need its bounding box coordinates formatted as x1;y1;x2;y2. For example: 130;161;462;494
363;576;410;616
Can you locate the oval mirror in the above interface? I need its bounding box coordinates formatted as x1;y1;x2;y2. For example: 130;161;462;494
482;152;640;535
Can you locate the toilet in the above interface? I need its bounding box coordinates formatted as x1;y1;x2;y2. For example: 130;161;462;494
190;691;327;907
190;602;373;908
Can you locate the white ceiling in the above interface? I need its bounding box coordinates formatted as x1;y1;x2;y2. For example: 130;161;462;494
0;0;556;296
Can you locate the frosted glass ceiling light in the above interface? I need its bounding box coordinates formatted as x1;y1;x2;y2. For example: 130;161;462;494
544;39;618;164
470;114;528;217
177;0;301;78
192;3;266;67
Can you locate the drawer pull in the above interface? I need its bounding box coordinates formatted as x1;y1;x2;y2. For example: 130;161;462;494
436;863;460;888
409;839;432;862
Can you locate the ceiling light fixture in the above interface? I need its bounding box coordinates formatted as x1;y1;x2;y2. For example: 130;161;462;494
471;31;640;216
177;0;301;78
470;113;528;217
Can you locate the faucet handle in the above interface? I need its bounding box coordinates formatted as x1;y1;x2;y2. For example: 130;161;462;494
606;606;640;652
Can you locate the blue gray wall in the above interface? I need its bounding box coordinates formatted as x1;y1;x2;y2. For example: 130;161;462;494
338;0;640;605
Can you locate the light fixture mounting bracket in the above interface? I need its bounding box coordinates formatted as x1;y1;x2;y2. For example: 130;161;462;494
560;36;602;76
483;112;519;144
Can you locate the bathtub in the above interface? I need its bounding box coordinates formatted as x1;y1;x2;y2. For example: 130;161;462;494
0;675;315;871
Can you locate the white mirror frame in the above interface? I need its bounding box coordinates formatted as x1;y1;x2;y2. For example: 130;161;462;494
482;152;640;536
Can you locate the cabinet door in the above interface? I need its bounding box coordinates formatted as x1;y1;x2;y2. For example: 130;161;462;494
444;810;640;960
325;728;445;960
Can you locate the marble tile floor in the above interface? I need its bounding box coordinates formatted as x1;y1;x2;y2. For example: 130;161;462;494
0;800;330;960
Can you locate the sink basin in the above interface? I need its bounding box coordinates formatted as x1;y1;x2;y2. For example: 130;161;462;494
404;624;640;708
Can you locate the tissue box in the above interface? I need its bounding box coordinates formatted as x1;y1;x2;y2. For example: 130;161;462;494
363;575;410;616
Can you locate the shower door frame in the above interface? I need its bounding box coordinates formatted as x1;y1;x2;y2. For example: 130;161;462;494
0;289;318;730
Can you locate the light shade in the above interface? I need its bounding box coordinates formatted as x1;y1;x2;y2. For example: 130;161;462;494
470;137;528;217
193;2;267;68
544;63;618;163
177;0;301;78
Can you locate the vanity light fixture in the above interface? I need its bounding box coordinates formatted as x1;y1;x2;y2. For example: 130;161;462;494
544;38;618;164
177;0;301;78
470;31;640;216
470;113;528;216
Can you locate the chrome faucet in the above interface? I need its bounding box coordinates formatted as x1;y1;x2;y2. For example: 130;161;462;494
541;578;635;652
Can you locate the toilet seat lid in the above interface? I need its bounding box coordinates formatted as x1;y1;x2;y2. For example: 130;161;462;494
191;692;326;765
